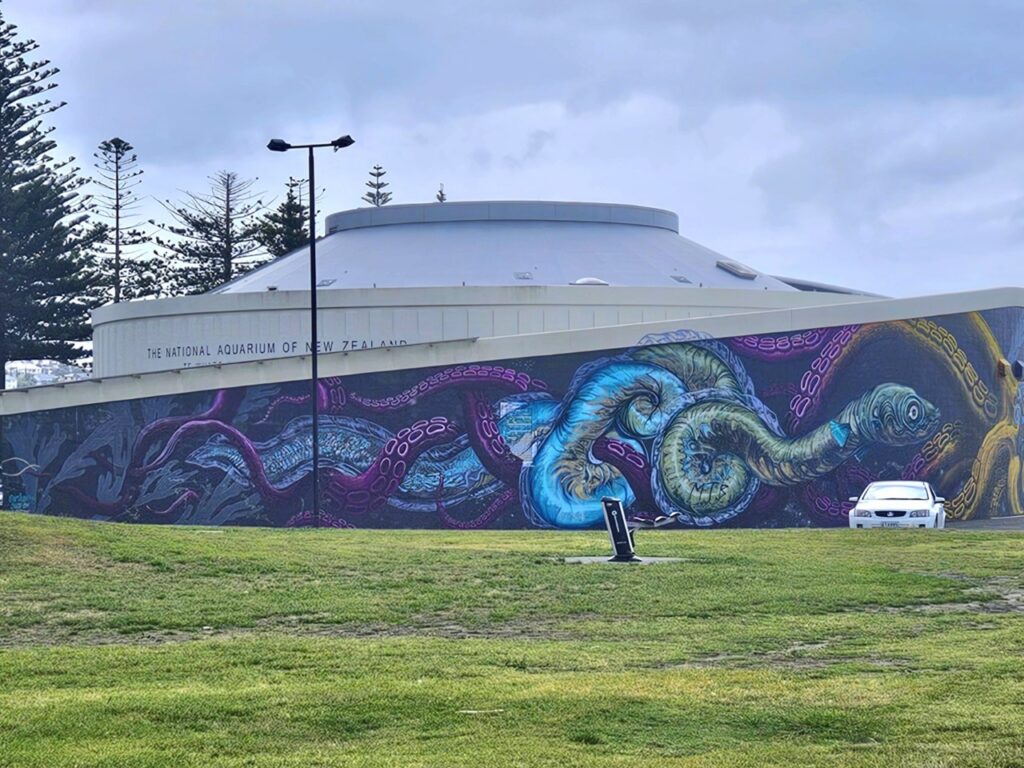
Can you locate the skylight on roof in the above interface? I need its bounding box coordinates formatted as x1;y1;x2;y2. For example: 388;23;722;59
716;259;758;280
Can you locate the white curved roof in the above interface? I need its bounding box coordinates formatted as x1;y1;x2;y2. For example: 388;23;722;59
215;201;795;293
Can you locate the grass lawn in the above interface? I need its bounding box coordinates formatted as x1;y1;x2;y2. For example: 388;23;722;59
2;513;1024;766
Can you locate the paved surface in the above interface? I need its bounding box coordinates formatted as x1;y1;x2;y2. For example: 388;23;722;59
948;516;1024;531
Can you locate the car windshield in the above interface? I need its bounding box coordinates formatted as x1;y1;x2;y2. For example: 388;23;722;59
862;484;929;501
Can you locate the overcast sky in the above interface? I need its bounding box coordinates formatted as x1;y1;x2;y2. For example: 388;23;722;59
5;0;1024;295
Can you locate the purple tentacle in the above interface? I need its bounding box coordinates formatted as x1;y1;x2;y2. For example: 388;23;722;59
430;391;524;530
799;463;874;524
259;394;312;425
592;437;657;514
62;410;462;523
143;415;462;516
729;328;831;361
129;389;244;468
781;325;863;523
800;484;852;524
65;389;244;516
435;483;518;530
786;325;861;432
349;365;546;412
461;391;523;485
323;417;461;514
59;414;297;518
135;420;296;501
258;377;347;424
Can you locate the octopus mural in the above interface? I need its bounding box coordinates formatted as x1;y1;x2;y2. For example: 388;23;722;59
2;308;1022;528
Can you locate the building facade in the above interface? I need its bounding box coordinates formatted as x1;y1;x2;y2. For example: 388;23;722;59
91;202;866;377
2;202;1022;528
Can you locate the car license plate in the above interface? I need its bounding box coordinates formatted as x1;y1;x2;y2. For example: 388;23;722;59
881;522;901;528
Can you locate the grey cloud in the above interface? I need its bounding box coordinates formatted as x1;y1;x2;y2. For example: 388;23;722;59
471;148;493;170
502;129;554;168
20;0;1024;164
4;0;1023;297
753;99;1024;232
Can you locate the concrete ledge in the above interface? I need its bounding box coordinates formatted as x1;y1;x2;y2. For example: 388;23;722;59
92;284;860;326
324;200;680;234
4;286;1021;416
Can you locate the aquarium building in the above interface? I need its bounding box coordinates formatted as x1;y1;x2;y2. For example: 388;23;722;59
89;201;869;377
2;201;1022;530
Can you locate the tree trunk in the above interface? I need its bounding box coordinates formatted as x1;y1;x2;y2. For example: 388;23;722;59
224;182;233;282
114;156;122;303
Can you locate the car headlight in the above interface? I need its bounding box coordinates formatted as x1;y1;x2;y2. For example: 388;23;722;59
853;508;872;517
909;510;930;518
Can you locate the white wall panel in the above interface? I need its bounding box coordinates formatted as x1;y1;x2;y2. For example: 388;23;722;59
493;308;518;337
618;309;643;324
543;308;569;332
368;309;395;343
11;286;1018;417
417;309;443;343
466;308;495;339
443;309;469;339
392;309;419;343
91;285;867;377
517;309;543;335
569;308;595;329
593;308;619;328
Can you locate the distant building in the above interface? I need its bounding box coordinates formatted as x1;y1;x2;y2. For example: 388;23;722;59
4;360;89;390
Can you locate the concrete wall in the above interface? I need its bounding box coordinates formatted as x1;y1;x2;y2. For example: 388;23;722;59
4;289;1022;529
91;285;866;376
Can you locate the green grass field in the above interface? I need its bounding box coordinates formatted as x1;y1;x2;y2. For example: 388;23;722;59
2;513;1024;767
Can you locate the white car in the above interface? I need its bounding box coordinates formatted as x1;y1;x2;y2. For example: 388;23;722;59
849;481;946;529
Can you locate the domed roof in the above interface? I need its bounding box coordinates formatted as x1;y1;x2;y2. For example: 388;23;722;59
213;201;795;293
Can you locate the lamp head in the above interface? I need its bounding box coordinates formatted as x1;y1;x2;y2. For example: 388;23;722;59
267;139;291;152
332;135;355;151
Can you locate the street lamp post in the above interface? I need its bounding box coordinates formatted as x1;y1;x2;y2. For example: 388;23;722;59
267;135;355;527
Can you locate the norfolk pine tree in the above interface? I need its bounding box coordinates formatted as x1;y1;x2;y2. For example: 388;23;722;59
256;176;310;257
93;137;161;302
153;171;267;295
0;8;103;389
361;164;392;207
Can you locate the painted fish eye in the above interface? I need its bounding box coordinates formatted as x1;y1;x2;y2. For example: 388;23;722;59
907;402;920;421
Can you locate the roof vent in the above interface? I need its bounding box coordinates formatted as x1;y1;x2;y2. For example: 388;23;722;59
317;278;336;287
514;271;533;280
267;285;278;292
571;277;610;286
670;275;692;284
716;259;758;280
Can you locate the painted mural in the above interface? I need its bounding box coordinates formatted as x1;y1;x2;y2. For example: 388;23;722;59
2;308;1023;528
